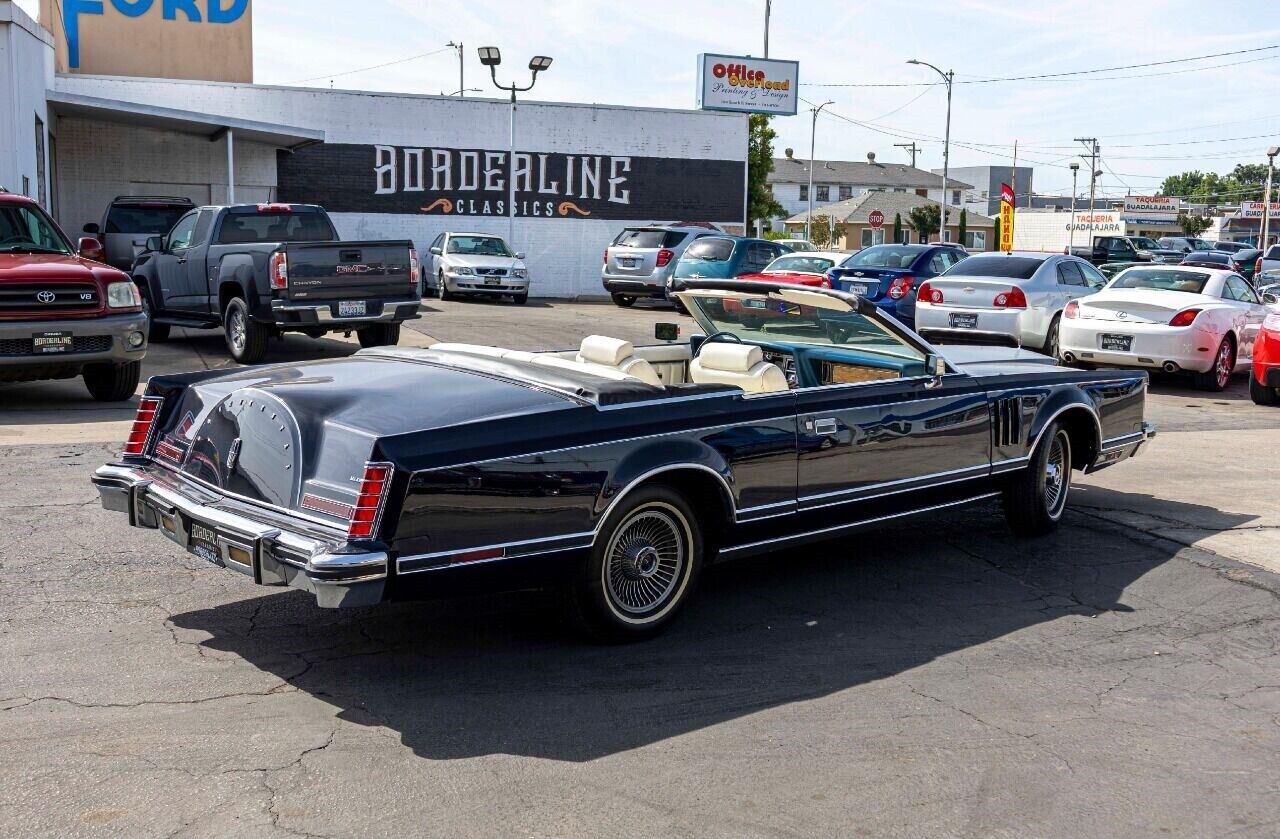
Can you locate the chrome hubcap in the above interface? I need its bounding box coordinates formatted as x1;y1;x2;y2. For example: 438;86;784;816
605;507;685;615
1216;343;1231;388
1045;432;1070;518
229;309;245;353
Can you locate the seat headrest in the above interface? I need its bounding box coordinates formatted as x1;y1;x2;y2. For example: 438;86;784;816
696;343;764;373
579;335;634;366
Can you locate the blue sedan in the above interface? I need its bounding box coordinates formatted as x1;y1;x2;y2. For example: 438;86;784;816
827;244;968;329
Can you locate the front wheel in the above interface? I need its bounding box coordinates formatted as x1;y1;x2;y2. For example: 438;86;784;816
357;323;401;348
138;283;169;343
83;360;141;402
611;293;637;308
512;292;529;305
1193;336;1234;392
438;273;454;302
565;486;703;642
223;297;268;364
1250;373;1280;405
1003;423;1072;537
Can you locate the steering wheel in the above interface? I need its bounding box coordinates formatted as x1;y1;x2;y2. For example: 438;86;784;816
700;330;743;347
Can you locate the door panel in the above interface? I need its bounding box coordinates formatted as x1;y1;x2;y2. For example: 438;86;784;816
157;211;200;312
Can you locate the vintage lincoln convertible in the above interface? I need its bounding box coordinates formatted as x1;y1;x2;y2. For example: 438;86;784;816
92;280;1155;639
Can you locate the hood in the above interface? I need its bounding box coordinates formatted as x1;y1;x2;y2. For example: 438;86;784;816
0;253;125;285
938;344;1058;368
444;253;524;269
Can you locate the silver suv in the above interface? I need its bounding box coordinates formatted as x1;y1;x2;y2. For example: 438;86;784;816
601;225;718;307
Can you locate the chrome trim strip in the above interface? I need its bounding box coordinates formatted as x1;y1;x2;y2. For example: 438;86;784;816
161;464;344;532
271;299;418;323
1099;431;1145;451
396;530;595;570
721;492;1001;555
1023;403;1103;460
797;463;989;505
593;463;737;537
800;472;990;512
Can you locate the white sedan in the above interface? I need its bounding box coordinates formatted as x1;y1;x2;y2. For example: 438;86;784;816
424;232;530;304
1059;266;1271;391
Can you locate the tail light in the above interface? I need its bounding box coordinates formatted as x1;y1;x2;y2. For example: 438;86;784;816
993;287;1028;308
123;396;163;457
1256;257;1264;276
1169;308;1202;327
1064;300;1080;319
603;248;609;265
918;281;944;304
408;248;421;286
656;248;674;268
347;462;393;540
256;203;293;213
269;251;288;290
887;275;915;300
820;276;831;288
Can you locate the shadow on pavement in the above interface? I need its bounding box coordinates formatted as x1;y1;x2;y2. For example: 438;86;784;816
171;490;1251;763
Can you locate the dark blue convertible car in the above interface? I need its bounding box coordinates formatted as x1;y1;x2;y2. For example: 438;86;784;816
93;280;1154;641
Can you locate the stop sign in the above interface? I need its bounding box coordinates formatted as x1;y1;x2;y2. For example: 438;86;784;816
869;209;885;230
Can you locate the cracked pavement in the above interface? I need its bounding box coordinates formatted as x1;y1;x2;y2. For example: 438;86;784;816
1;301;1278;837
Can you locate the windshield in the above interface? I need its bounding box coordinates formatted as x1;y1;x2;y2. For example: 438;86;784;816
106;205;190;235
1113;268;1211;293
682;238;735;262
216;211;336;245
1130;237;1161;250
764;255;835;275
0;204;72;254
446;235;514;256
943;255;1044;279
840;245;925;269
612;229;687;249
681;289;926;366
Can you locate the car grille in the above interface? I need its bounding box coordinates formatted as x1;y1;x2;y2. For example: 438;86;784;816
0;283;100;316
474;267;508;277
0;335;113;357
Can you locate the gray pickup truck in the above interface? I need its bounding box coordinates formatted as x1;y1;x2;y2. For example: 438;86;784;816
131;204;420;363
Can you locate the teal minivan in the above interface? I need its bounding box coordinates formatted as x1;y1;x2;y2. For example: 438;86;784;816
669;236;793;291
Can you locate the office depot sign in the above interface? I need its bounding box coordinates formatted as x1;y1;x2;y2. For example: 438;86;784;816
697;54;799;116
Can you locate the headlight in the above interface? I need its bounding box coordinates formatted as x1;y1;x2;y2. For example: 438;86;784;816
107;281;141;309
513;268;528;279
450;267;473;276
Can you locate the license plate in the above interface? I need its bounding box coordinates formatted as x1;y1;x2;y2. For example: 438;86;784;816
338;300;366;317
33;331;73;353
846;283;869;296
950;313;978;329
186;520;222;566
1100;334;1133;352
485;278;502;286
619;258;637;268
743;299;767;309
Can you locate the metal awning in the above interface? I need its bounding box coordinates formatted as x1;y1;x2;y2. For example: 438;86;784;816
45;90;325;149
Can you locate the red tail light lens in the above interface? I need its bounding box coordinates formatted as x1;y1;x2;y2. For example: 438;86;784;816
917;281;944;304
1064;300;1079;319
269;251;288;290
123;396;163;457
887;275;915;300
1256;257;1263;276
993;286;1028;308
603;248;609;265
408;248;421;286
1169;308;1202;327
256;203;293;213
656;248;674;268
347;462;393;540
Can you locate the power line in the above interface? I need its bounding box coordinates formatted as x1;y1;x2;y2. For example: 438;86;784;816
802;44;1280;88
288;46;455;84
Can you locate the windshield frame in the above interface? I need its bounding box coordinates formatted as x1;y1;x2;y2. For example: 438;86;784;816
0;202;74;255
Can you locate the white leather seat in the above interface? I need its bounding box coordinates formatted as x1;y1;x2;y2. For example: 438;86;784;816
689;343;789;394
575;335;663;386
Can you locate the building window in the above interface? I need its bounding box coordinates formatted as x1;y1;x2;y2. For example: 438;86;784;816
861;228;886;247
893;187;906;193
839;185;852;200
897;228;911;244
951;189;961;205
816;185;830;202
965;231;987;250
942;229;952;243
799;184;808;201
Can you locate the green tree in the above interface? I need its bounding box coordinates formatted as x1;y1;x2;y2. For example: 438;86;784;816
810;216;836;249
957;209;968;246
1160;166;1267;205
1178;213;1212;237
908;204;940;243
892;212;902;245
993;216;1001;251
747;115;785;229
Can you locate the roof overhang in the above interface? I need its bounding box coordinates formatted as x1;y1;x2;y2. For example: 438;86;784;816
45;90;325;150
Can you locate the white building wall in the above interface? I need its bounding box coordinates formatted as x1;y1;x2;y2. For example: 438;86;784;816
0;1;54;206
52;75;747;298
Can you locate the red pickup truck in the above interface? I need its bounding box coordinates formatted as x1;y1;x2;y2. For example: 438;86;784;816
0;190;149;401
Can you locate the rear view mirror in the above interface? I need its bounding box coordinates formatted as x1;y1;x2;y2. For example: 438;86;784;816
83;222;100;234
1264;293;1279;306
654;322;681;342
145;236;164;253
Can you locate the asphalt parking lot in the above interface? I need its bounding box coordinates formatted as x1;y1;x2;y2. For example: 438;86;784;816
2;298;1278;837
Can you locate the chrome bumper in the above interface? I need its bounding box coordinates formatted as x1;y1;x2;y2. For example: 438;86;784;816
91;464;387;608
270;298;420;324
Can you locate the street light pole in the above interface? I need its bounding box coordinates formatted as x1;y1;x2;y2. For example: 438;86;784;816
807;100;833;243
1263;146;1279;248
763;0;771;57
907;60;952;242
1069;163;1080;253
447;41;464;96
478;48;553;244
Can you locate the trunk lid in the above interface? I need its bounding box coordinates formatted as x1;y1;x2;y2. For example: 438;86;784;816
1078;289;1214;324
925;275;1025;310
828;266;918;301
283;240;417;301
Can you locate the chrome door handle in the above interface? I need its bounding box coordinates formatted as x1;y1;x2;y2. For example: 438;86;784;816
813;417;839;436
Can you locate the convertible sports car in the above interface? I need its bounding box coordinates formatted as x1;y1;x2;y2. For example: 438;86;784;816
92;280;1154;640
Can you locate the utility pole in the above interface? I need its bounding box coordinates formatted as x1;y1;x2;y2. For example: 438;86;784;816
763;0;771;57
1069;163;1080;253
807;100;834;243
1075;137;1099;245
1263;147;1278;248
448;41;464;96
894;142;921;167
908;60;953;242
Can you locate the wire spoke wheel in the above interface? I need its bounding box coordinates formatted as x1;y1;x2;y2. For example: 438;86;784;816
603;504;688;618
1043;430;1071;519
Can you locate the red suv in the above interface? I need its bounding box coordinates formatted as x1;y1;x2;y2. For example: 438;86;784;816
0;190;149;401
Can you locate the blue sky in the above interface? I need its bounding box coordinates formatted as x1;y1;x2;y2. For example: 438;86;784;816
19;0;1280;198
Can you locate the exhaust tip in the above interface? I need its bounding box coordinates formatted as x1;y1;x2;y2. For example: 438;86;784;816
1062;352;1076;364
1162;361;1180;373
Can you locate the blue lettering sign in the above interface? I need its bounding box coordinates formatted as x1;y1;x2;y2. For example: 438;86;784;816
62;0;249;69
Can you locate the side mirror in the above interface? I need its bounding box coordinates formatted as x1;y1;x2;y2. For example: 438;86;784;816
83;222;100;235
145;236;164;253
77;237;105;262
654;322;681;342
925;353;946;388
428;246;441;256
1264;293;1279;306
514;251;526;260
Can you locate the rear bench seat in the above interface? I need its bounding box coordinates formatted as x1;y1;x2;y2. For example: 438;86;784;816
430;337;663;386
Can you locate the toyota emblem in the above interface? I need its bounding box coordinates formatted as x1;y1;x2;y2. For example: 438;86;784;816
36;291;56;303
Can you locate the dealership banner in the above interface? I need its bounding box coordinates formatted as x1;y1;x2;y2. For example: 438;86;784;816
696;54;799;116
999;183;1015;252
277;144;745;222
1239;201;1280;219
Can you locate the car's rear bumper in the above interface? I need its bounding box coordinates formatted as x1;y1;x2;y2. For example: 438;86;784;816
1060;320;1219;374
270;298;420;328
1254;362;1280;388
91;463;387;608
601;272;668;297
0;311;148;377
1086;421;1157;473
916;305;1031;346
